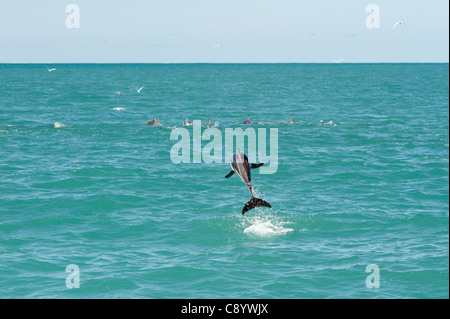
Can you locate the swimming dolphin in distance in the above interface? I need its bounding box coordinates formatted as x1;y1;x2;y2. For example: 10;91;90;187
183;119;193;126
207;119;219;127
289;116;296;124
225;152;271;215
243;116;251;125
148;117;162;126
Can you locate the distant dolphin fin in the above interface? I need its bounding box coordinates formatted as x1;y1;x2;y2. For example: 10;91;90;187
225;171;235;178
242;197;271;215
251;163;264;169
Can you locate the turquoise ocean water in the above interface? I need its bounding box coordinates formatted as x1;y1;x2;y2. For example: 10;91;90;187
0;63;448;299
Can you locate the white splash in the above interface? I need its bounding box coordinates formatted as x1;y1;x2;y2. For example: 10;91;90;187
53;122;66;128
242;214;293;238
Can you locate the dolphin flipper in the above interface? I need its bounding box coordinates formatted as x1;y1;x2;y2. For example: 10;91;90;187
242;197;271;215
251;163;264;169
225;171;235;178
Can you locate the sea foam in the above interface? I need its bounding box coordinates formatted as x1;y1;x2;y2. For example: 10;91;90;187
242;214;293;238
53;122;66;128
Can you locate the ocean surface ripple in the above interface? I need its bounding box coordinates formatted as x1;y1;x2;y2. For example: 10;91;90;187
0;64;448;298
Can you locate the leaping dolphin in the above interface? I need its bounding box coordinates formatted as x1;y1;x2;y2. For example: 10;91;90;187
225;152;271;215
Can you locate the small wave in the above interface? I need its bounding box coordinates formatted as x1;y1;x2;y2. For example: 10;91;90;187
256;121;300;126
111;107;126;111
52;122;67;128
319;120;337;126
242;214;293;238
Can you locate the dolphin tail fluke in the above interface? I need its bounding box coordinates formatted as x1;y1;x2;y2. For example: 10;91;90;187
242;197;271;215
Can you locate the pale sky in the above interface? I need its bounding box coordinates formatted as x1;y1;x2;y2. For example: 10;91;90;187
0;0;448;63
